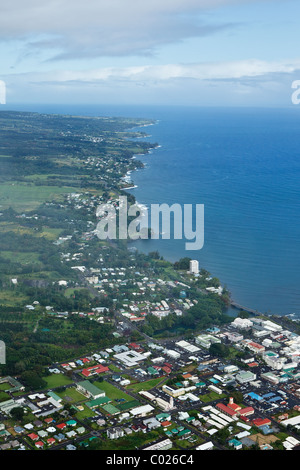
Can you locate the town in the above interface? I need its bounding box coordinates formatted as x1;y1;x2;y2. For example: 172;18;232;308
0;110;300;452
1;307;300;451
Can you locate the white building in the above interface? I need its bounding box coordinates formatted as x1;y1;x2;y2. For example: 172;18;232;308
189;260;199;274
231;317;253;329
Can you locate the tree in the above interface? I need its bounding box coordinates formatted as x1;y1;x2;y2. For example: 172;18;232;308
209;342;230;359
10;406;25;421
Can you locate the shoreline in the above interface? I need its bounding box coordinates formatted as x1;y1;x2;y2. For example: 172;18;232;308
123;121;300;322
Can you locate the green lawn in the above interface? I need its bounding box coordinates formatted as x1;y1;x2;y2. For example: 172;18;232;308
93;380;133;402
0;250;40;264
128;377;164;393
74;404;96;420
57;387;86;403
199;391;227;402
0;391;11;402
42;374;74;389
0;382;12;391
0;182;77;212
0;289;30;307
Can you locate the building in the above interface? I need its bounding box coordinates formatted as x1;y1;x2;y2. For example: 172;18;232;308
246;341;265;355
231;317;253;329
130;404;154;418
76;380;105;400
189;260;199;274
196;441;214;450
162;385;185;398
195;334;221;349
143;438;173;451
229;439;243;450
235;370;257;384
107;427;124;439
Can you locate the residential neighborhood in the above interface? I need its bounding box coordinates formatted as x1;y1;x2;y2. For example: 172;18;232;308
1;312;300;451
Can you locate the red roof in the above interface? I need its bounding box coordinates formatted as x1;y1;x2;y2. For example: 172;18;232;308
227;402;241;411
28;433;39;440
239;406;254;416
216;403;237;416
161;421;172;427
252;418;271;427
35;441;44;448
47;438;56;444
56;423;66;429
44;417;54;423
82;364;109;376
249;341;264;350
239;415;250;423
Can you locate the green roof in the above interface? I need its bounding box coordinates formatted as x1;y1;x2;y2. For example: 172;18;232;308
102;404;120;415
118;400;140;411
48;391;62;402
86;396;111;408
77;380;105;398
178;429;191;437
156;413;171;421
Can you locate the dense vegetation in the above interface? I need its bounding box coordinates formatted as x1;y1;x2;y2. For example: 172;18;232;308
0;110;231;389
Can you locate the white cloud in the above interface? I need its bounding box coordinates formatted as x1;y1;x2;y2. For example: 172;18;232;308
13;58;300;83
3;57;299;106
0;0;273;59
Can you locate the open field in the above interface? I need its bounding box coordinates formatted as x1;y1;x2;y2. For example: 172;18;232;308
0;182;77;212
42;374;74;389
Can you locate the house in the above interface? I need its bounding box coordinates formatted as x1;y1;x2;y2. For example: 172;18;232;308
66;420;77;427
66;444;77;450
77;426;86;434
229;439;243;450
35;441;44;449
56;423;67;431
107;427;124;439
81;364;109;377
76;380;105;400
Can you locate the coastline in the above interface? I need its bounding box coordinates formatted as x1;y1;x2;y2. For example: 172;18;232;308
122;120;300;323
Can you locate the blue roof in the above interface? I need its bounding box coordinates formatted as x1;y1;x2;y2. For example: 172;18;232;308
262;392;275;398
268;396;282;403
248;392;263;401
260;425;272;435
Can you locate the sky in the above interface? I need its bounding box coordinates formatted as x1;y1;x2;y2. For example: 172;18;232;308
0;0;300;107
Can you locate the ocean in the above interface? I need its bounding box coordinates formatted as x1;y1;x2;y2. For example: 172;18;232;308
4;103;300;317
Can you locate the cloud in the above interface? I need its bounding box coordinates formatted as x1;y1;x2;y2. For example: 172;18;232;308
4;57;299;106
0;0;264;60
12;58;300;83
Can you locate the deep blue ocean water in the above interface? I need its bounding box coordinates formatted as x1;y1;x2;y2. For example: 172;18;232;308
4;103;300;317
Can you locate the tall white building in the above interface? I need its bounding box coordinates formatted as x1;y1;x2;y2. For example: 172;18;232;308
189;260;199;274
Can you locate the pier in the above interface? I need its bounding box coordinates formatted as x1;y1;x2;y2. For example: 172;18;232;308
230;301;263;316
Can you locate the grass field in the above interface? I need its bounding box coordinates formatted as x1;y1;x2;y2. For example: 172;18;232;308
57;387;86;403
93;380;133;402
0;182;77;212
0;382;12;391
42;374;74;389
128;377;164;393
0;289;30;307
0;250;40;264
